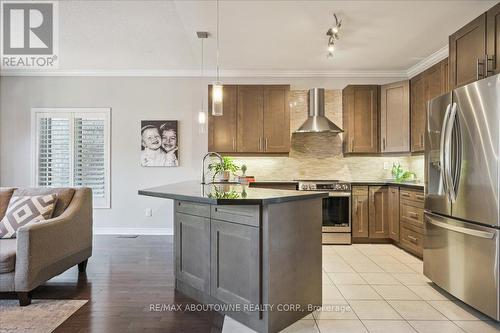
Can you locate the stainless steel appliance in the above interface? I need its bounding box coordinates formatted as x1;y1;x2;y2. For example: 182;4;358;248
294;88;344;133
298;180;351;244
424;73;500;320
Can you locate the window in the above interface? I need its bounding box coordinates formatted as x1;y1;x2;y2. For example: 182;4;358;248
32;108;111;208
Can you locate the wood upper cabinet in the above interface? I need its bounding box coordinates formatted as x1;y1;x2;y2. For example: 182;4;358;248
380;80;409;153
237;86;264;152
410;74;426;153
208;85;238;153
410;59;448;153
342;85;379;154
449;13;487;89
388;186;400;242
368;186;389;238
487;3;500;76
263;86;290;153
209;85;290;154
352;186;369;238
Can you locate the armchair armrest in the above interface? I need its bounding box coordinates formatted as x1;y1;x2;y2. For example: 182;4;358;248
14;188;93;291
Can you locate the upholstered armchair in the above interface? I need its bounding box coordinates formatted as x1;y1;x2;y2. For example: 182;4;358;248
0;187;93;306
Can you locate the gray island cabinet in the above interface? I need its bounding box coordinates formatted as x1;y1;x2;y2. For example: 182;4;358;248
139;181;327;333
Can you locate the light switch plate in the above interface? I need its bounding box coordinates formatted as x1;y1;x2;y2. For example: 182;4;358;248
146;208;153;217
383;162;391;170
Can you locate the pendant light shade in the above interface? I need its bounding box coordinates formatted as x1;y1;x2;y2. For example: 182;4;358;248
212;0;223;116
212;82;223;116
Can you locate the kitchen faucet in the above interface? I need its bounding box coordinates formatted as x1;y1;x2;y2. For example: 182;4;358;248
201;152;223;184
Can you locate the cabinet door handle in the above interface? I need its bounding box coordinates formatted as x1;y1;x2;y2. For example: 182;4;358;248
407;235;418;243
420;134;424;147
382;138;386;151
485;54;495;77
477;58;485;80
232;138;236;151
416;194;424;200
258;138;262;151
409;211;419;219
265;138;268;151
402;193;410;198
351;138;355;152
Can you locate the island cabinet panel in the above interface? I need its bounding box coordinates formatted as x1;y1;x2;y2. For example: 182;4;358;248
352;186;369;238
174;212;211;293
368;186;389;238
208;85;238;153
211;205;260;227
449;13;487;89
380;80;410;153
263;86;290;153
342;85;379;154
388;186;400;242
237;86;265;152
210;219;260;317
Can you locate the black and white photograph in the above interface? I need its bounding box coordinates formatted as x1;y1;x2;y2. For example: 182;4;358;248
140;120;179;167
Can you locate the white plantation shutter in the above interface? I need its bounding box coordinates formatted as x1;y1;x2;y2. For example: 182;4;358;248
33;108;111;208
37;116;71;187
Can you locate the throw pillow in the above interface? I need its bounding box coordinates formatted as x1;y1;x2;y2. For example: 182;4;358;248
0;194;58;239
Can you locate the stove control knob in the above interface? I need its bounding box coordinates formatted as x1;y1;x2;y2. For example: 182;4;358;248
301;184;309;190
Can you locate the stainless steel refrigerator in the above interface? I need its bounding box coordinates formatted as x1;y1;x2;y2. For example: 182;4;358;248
424;73;500;320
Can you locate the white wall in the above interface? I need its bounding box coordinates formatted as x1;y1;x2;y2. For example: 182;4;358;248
0;75;405;234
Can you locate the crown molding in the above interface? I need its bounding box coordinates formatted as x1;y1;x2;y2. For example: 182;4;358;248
406;45;448;78
0;68;408;78
0;46;447;78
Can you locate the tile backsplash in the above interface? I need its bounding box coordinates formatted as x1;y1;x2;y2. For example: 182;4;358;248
231;89;424;182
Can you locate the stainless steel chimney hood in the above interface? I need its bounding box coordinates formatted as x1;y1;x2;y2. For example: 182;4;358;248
294;88;343;133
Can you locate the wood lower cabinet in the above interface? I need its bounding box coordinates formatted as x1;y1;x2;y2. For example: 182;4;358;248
380;81;409;153
399;188;425;258
208;85;238;153
208;84;290;154
343;85;379;154
352;186;369;238
210;219;260;316
175;212;211;293
368;186;389;238
388;186;400;242
449;13;487;89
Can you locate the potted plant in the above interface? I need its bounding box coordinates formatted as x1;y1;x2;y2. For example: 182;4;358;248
208;157;240;182
391;163;416;183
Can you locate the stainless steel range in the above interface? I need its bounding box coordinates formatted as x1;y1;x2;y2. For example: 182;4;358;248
298;180;351;244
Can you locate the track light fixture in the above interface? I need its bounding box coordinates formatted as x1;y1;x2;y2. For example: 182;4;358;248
326;13;342;58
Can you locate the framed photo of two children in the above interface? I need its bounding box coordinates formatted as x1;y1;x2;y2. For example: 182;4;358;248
140;120;179;167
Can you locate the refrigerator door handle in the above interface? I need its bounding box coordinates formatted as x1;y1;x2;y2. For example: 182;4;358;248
426;215;495;239
440;104;452;196
444;103;458;202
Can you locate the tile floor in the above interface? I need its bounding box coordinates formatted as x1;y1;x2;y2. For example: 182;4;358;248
222;244;500;333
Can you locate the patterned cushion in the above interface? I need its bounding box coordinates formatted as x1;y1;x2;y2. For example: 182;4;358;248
0;195;58;239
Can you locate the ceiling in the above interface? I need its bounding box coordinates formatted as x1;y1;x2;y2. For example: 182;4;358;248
34;1;500;74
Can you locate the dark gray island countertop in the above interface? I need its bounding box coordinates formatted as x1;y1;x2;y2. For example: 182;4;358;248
138;180;328;205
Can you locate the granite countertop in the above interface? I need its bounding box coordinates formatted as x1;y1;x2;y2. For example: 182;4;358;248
138;181;329;205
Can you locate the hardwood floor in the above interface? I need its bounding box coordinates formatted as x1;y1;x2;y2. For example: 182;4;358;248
1;235;224;333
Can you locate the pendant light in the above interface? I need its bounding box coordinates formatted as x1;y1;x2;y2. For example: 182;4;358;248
212;0;223;116
197;31;208;132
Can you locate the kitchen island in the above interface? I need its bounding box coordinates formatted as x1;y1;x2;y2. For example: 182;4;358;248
139;181;328;333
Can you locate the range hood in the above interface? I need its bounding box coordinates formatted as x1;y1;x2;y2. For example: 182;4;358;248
294;88;343;133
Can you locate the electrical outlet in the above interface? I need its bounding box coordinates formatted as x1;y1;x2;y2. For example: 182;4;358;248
146;208;153;217
383;162;391;170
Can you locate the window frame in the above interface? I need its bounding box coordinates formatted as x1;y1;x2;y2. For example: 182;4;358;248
31;107;111;209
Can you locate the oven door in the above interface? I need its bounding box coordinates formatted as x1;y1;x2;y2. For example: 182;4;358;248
322;193;351;232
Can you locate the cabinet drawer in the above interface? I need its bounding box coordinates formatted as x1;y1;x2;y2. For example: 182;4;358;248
400;222;424;257
352;186;369;196
400;204;424;228
400;189;425;205
175;200;211;217
211;205;260;227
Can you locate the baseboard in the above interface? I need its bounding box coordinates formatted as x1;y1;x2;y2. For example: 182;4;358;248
93;227;173;235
